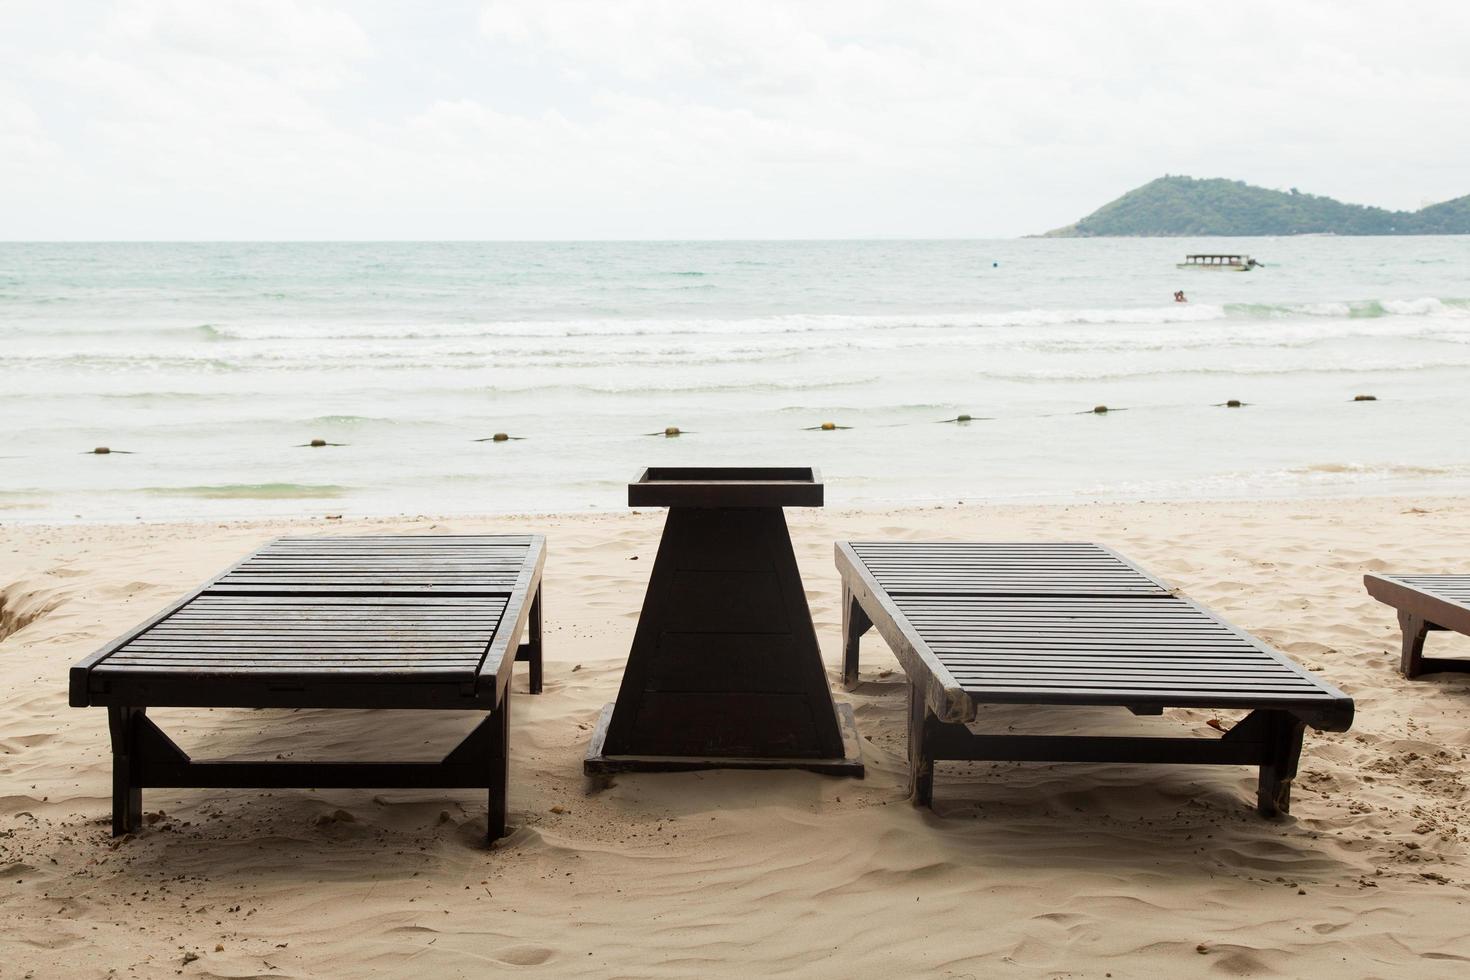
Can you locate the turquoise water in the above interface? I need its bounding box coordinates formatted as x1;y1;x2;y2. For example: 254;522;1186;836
2;238;1468;520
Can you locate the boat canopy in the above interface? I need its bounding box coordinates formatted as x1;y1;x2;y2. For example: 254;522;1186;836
1177;253;1259;270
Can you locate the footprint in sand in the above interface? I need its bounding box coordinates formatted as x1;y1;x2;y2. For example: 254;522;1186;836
491;945;555;966
101;581;160;599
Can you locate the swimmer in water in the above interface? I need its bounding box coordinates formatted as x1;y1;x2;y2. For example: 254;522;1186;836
1174;290;1187;303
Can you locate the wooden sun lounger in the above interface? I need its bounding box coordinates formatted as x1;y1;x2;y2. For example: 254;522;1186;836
836;542;1353;816
70;534;544;840
1364;573;1470;678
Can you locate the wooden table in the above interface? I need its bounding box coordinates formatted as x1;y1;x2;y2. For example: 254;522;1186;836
585;467;863;775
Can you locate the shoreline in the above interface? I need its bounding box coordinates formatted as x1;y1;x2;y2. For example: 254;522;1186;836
5;494;1470;974
7;487;1470;528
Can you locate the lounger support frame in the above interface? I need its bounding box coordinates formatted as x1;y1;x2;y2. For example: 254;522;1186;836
74;535;545;841
1364;573;1470;678
903;682;1306;816
838;541;1353;817
105;697;513;837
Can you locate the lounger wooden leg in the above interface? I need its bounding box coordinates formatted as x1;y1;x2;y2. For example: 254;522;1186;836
1398;610;1429;679
841;586;872;689
1256;711;1305;818
526;583;544;695
107;706;145;836
907;682;936;807
487;696;510;841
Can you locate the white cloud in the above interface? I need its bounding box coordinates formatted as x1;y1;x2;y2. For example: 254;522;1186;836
110;0;372;87
1;0;1467;238
0;84;70;188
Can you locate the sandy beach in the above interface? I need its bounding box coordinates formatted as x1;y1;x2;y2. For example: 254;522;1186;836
3;495;1469;977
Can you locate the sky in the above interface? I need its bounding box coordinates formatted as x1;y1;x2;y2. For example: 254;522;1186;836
2;0;1468;240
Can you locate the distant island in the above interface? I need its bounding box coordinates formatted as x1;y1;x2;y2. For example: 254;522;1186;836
1042;175;1470;237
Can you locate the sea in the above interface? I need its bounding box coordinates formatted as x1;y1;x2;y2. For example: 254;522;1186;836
2;237;1468;522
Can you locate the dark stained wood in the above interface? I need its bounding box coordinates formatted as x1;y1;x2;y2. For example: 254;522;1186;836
515;585;544;694
586;468;861;776
841;583;872;688
71;534;545;840
106;707;513;837
837;541;1354;816
907;682;935;805
88;593;512;693
108;706;145;836
628;466;824;508
583;702;864;776
1364;573;1470;678
210;535;535;594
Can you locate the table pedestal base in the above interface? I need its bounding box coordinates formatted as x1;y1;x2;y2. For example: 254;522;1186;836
585;503;863;777
584;701;864;776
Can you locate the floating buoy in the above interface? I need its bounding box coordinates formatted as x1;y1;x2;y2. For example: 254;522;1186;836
937;413;989;424
310;438;327;447
804;421;852;431
1226;399;1242;408
492;433;509;442
298;438;346;447
821;422;836;431
1093;405;1109;414
664;427;681;437
93;446;110;455
957;414;972;422
82;446;133;454
1354;394;1377;402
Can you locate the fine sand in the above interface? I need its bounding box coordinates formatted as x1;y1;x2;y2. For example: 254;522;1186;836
3;497;1470;977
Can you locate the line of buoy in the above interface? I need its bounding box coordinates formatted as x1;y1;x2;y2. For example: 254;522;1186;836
83;397;1385;456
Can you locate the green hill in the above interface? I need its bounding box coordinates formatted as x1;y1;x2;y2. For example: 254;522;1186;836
1043;176;1470;236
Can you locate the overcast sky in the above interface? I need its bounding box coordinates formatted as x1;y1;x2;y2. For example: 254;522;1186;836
3;0;1468;239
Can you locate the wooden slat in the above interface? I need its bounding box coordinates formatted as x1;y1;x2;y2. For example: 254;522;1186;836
85;537;530;687
850;542;1171;598
892;591;1330;702
844;541;1350;717
211;536;532;596
1389;575;1470;604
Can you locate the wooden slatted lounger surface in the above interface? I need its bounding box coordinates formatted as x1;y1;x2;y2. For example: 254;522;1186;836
1364;573;1470;677
70;534;544;840
836;542;1353;815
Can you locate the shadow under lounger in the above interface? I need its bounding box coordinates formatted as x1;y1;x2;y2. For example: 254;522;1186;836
69;534;545;840
1364;573;1470;678
835;542;1353;816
